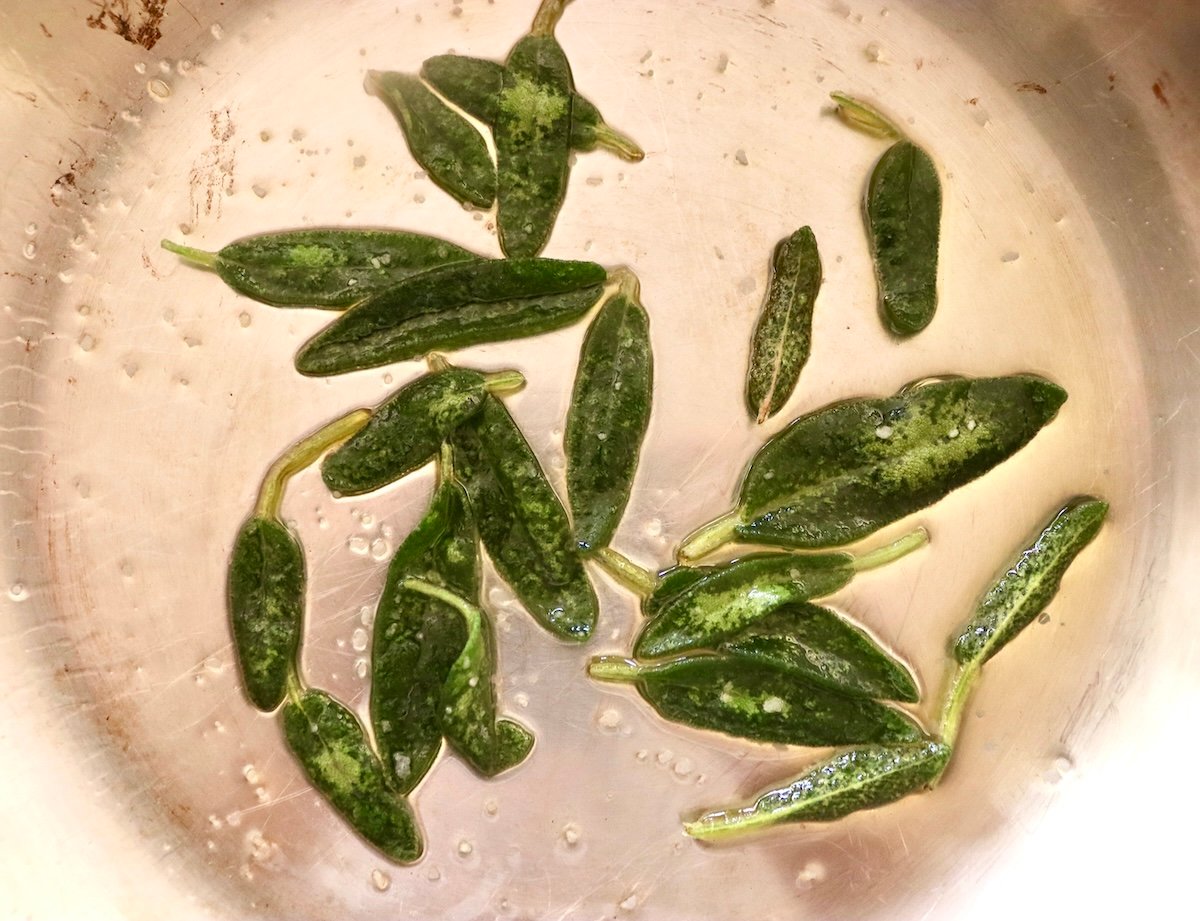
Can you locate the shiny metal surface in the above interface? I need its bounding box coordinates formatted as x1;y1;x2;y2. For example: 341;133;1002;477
1;1;1196;918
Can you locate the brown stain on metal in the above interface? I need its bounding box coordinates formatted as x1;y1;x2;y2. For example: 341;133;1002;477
1152;78;1170;110
1015;81;1048;95
86;0;168;51
188;108;237;223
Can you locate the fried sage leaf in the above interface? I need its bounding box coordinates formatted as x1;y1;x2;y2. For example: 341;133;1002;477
589;655;924;747
452;395;598;641
161;229;480;309
295;258;608;376
720;602;918;702
321;366;524;496
565;270;653;551
867;140;942;336
421;54;644;161
637;531;925;659
685;741;949;840
228;516;304;711
495;6;575;258
745;226;822;423
367;70;496;208
404;578;535;776
954;498;1108;667
228;410;370;711
370;476;476;793
282;689;423;862
680;375;1067;558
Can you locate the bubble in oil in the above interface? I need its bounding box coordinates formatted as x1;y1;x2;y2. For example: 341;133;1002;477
210;23;224;40
426;866;442;882
351;628;369;652
795;860;828;889
561;823;582;847
672;757;694;778
618;891;639;912
242;763;261;785
1038;611;1051;624
238;312;251;328
457;839;474;857
1001;251;1021;263
596;708;623;732
22;242;36;260
25;222;37;236
78;333;96;352
355;658;368;679
9;583;28;602
483;798;499;818
371;868;391;891
370;538;390;561
347;535;369;555
147;79;172;101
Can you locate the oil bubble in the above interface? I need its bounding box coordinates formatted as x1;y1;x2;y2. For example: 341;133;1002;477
795;859;827;889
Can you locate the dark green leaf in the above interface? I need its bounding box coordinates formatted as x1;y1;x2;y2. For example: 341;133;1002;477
866;140;941;336
721;602;919;702
565;274;653;550
370;479;476;792
367;71;496;209
161;230;481;308
453;395;598;640
321;368;512;496
495;34;575;257
591;655;923;747
745;227;822;423
633;553;856;659
295;258;607;376
685;741;949;839
954;497;1107;666
227;516;304;711
282;689;423;862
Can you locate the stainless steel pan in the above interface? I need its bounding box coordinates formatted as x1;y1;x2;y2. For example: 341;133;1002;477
2;1;1196;918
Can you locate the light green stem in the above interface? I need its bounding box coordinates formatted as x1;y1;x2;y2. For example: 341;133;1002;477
829;91;904;139
437;443;455;484
161;239;219;269
677;510;742;562
590;548;657;596
587;656;642;683
851;527;929;572
592;123;646;162
483;369;527;395
401;577;478;620
256;409;372;519
284;666;305;706
938;660;980;750
531;0;574;35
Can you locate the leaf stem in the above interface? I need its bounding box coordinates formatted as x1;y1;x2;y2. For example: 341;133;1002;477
590;547;658;596
531;0;574;35
591;123;646;162
483;369;527;395
587;656;642;683
401;577;478;620
160;239;219;269
937;660;980;750
851;527;929;572
677;510;742;561
256;409;372;519
829;91;904;139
